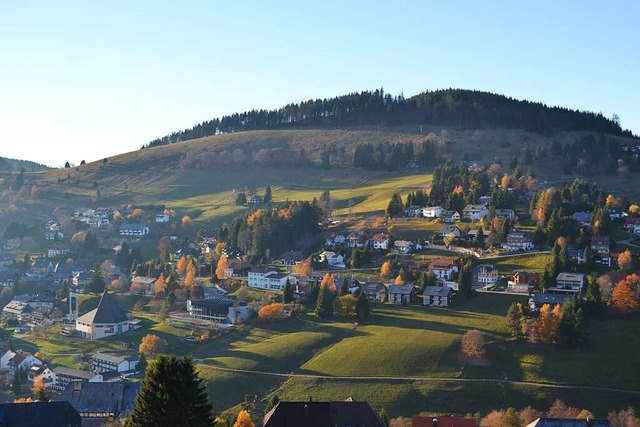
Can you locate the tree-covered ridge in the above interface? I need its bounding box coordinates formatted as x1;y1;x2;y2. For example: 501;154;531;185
146;88;634;148
0;157;50;172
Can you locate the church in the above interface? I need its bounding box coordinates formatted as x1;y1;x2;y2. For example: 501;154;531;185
75;290;130;340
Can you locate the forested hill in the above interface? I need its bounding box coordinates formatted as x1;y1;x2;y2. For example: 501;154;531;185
0;157;49;172
146;89;635;148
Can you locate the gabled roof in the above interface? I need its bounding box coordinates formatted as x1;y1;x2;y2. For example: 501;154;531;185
119;223;148;230
76;291;128;325
263;401;384;427
0;402;81;427
422;286;453;297
52;366;97;380
92;352;138;365
429;258;455;270
388;284;415;295
413;416;477;427
527;418;611;427
60;381;141;418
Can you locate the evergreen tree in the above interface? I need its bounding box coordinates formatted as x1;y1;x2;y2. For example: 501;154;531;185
87;268;106;294
283;280;294;304
315;285;335;318
379;408;390;427
506;302;523;338
340;277;349;296
263;185;272;204
235;192;247;206
266;394;280;413
126;355;212;427
585;275;603;316
137;353;147;374
356;290;370;320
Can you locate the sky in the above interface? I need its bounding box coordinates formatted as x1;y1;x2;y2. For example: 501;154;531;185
1;0;639;167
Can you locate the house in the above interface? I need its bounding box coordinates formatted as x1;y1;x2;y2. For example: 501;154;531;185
263;400;384;427
362;282;387;302
369;233;389;250
88;217;110;228
473;264;499;286
73;271;92;289
478;195;492;205
32;258;54;274
76;290;131;340
155;213;170;223
1;350;42;379
250;194;263;204
553;272;586;294
26;305;63;326
496;209;516;220
280;251;305;266
60;380;141;425
568;247;586;265
318;251;346;268
428;259;458;280
507;271;539;293
462;204;489;221
624;217;640;234
440;225;461;239
503;231;534;251
27;364;54;385
119;223;150;237
441;210;460;223
130;276;156;294
325;234;346;247
0;402;81;427
2;301;33;321
572;211;594;227
52;366;103;391
387;284;417;305
422;206;443;218
45;230;64;240
608;208;624;222
394;240;417;254
187;297;250;324
91;352;139;374
413;416;477;427
225;259;253;277
591;236;610;254
465;229;491;241
405;206;423;217
422;286;454;307
527;419;611;427
468;160;485;172
346;230;368;248
0;269;15;287
529;293;573;311
48;242;70;258
53;262;81;284
247;269;296;291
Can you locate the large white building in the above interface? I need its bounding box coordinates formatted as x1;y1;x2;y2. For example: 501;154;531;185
76;291;130;340
247;269;296;291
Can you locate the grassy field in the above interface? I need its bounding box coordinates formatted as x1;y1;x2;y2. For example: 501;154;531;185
488;253;552;274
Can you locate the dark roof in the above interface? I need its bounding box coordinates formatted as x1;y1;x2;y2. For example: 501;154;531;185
532;293;572;306
77;290;127;324
413;416;477;427
0;401;81;427
59;381;141;418
422;286;453;297
189;297;237;314
527;418;611;427
388;284;416;295
263;401;384;427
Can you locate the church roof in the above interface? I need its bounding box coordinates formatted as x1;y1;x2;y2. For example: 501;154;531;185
77;291;127;324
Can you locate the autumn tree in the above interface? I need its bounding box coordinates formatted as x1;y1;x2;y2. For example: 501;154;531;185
176;256;187;276
394;274;404;285
294;259;311;276
184;266;196;288
380;261;392;279
506;302;524;338
139;334;166;355
13;397;33;403
618;249;633;272
612;274;640;314
157;236;172;262
537;303;562;344
233;410;255;427
215;255;228;280
336;294;358;317
126;355;212;427
181;215;192;227
155;273;167;296
461;329;485;358
258;303;285;322
320;273;336;291
32;374;47;401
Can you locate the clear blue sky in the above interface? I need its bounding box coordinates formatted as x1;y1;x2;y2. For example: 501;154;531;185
1;0;638;167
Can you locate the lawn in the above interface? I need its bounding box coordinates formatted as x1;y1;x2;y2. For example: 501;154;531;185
488;253;552;274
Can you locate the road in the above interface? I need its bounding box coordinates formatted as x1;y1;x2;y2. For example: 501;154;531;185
195;363;640;396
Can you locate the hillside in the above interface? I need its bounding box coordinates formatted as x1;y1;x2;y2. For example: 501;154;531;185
0;156;49;172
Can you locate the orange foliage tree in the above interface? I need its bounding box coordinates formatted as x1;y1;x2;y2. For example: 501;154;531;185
294;259;311;276
380;261;392;279
618;250;633;272
461;329;485;358
233;410;255;427
537;303;562;344
14;397;33;403
216;255;228;280
155;273;167;296
258;303;285;322
612;274;640;314
394;274;404;285
139;334;166;355
320;273;336;291
32;374;46;400
181;215;192;227
176;256;187;276
184;267;196;288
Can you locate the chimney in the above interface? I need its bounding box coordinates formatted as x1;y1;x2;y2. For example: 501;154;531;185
433;418;439;427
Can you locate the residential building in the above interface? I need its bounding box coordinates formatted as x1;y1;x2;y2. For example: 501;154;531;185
624;217;640;234
72;271;91;289
422;286;453;307
318;251;346;268
48;243;70;258
413;416;477;427
507;271;539;293
2;350;42;379
155;213;170;223
496;209;516;220
529;293;573;311
394;240;417;254
2;301;33;321
553;272;586;294
250;194;263;204
27;364;54;385
568;248;585;265
422;206;443;218
0;402;81;427
503;231;534;251
462;204;489;220
32;258;54;275
263;400;384;427
88;217;110;228
247;269;295;291
572;211;594;227
91;352;139;374
325;234;346;247
428;259;458;280
527;418;611;427
187;297;250;324
346;231;368;248
130;276;156;294
362;282;387;302
608;208;624;222
225;259;253;277
52;366;103;391
473;264;499;286
60;381;141;425
387;284;417;305
369;233;389;250
478;195;492;205
440;210;460;223
440;225;461;238
405;206;423;217
76;290;131;340
591;236;610;254
119;223;150;237
280;251;305;265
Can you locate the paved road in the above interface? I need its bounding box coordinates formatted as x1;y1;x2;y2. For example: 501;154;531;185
195;363;640;396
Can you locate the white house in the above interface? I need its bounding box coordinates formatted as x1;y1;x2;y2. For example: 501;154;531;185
76;291;131;340
119;223;150;237
428;259;458;280
155;213;170;223
440;225;461;238
51;366;103;391
48;243;70;258
393;240;416;254
88;217;110;228
473;264;499;286
369;233;389;250
441;210;461;223
552;272;586;294
495;209;516;220
247;269;295;291
1;350;42;379
502;232;534;251
318;251;346;268
325;234;346;247
462;204;489;221
422;206;444;218
91;353;139;374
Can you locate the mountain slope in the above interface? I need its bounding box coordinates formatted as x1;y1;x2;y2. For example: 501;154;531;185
0;156;50;172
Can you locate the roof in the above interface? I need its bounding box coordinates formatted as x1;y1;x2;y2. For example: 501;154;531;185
532;293;573;306
52;366;97;380
189;297;237;312
363;281;387;291
591;236;610;245
60;381;141;417
92;352;137;365
131;276;155;284
413;416;477;427
119;223;148;230
0;402;81;427
463;204;487;213
422;286;453;297
76;291;128;325
263;401;384;427
370;233;389;242
280;250;305;260
429;258;455;269
526;418;611;427
556;272;585;282
266;272;292;280
388;284;416;295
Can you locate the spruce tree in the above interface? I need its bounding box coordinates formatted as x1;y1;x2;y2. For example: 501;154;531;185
126;355;212;427
87;267;106;294
356;290;370;320
340;277;349;296
283;280;294;304
263;185;272;204
506;303;523;338
315;285;334;318
585;274;602;315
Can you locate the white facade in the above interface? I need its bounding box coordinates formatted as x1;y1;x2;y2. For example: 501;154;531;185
155;214;170;223
119;224;150;237
462;204;489;220
247;270;295;290
422;206;443;218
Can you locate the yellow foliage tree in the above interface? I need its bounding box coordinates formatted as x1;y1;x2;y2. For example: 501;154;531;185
184;266;196;288
394;274;404;285
216;255;228;280
380;261;392;279
501;175;510;189
258;303;285;322
181;215;192;227
618;249;633;272
139;334;166;355
155;273;167;295
131;208;144;217
176;256;187;275
337;294;358;317
320;273;336;291
629;204;640;215
214;242;226;256
32;374;46;400
14;397;33;403
233;410;255;427
294;259;311;276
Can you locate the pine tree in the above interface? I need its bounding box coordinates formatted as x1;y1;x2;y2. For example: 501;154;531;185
585;274;602;316
315;284;335;318
356;290;370;320
506;302;523;338
126;355;212;427
87;267;106;294
263;185;272;204
340;277;349;296
283;280;294;304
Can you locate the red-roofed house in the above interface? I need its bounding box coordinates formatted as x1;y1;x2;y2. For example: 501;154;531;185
428;259;458;280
